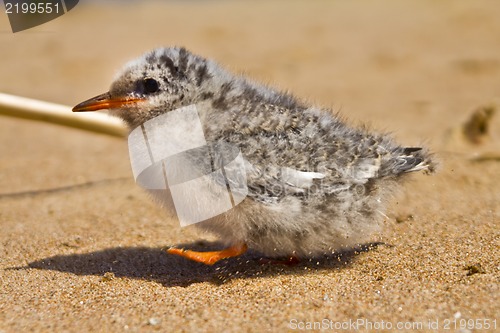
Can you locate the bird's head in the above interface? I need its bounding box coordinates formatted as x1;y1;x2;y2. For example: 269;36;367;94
73;47;220;129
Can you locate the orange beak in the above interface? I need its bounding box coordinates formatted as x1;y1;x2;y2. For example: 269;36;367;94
72;92;145;112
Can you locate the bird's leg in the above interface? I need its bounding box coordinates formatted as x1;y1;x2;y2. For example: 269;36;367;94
167;243;248;265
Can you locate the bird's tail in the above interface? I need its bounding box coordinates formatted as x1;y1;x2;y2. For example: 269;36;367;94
394;147;437;174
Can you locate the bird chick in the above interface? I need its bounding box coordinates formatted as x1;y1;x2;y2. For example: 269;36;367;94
73;47;436;265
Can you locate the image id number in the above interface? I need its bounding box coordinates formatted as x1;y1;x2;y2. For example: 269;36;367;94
444;318;497;330
5;2;61;14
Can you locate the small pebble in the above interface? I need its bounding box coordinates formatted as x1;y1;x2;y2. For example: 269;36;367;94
148;318;161;326
465;264;485;276
102;272;116;281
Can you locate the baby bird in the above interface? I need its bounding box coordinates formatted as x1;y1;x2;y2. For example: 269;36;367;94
73;47;435;265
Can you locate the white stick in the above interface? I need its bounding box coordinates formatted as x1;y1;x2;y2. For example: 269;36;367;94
0;93;127;137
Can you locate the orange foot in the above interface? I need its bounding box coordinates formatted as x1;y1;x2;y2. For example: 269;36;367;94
259;256;300;266
167;243;248;265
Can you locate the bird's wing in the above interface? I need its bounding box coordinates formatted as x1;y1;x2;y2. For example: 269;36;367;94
206;101;418;203
240;161;327;204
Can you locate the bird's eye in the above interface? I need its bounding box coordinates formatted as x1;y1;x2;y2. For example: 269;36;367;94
143;78;159;94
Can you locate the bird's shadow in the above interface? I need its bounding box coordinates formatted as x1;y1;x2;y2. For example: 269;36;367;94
12;242;386;287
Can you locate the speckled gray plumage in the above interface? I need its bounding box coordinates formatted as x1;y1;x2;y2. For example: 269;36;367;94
107;47;436;257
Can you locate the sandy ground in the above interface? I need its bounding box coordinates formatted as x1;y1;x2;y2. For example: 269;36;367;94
0;1;499;332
